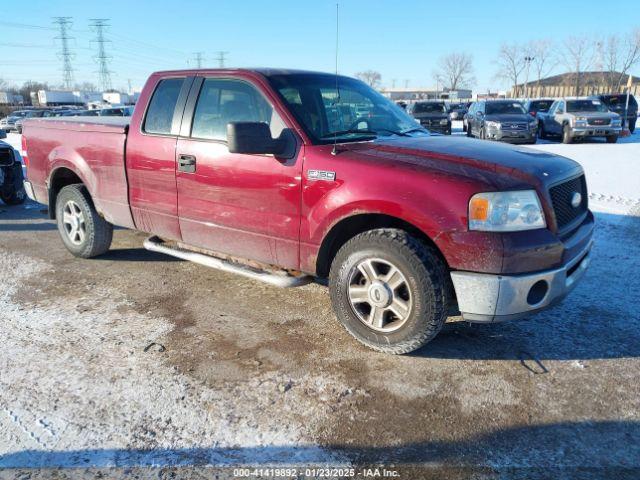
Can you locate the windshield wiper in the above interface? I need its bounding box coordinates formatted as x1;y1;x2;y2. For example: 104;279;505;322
320;129;377;139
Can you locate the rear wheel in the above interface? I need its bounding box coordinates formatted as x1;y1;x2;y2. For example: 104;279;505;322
562;124;573;144
538;123;547;140
329;229;449;354
55;184;113;258
606;134;618;143
629;119;636;133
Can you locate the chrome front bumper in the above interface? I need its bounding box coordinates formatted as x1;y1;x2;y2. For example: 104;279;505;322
450;241;593;322
571;126;621;137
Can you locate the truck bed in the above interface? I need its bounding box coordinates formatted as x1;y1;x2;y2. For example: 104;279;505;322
23;116;135;229
28;116;130;134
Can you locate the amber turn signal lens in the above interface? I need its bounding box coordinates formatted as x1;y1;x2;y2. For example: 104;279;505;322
469;197;489;221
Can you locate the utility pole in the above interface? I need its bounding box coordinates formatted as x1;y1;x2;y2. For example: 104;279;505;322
53;17;74;90
215;51;229;68
524;55;534;99
90;19;112;92
127;78;132;94
193;52;204;68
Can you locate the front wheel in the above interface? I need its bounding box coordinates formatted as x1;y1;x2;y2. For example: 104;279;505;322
55;184;113;258
329;229;449;354
562;124;573;144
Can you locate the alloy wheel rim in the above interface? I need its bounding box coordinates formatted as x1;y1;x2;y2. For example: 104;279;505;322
347;258;412;332
62;200;86;245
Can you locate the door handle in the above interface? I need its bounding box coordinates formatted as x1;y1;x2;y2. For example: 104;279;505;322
178;154;196;173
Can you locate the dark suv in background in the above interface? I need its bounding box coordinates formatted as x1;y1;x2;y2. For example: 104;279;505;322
597;94;637;133
466;100;537;144
523;99;554;118
407;101;451;134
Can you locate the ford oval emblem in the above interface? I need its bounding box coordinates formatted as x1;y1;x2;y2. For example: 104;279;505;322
571;192;582;208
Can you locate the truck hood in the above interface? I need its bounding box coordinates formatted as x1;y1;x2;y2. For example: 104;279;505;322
412;113;449;121
569;111;619;119
341;135;582;189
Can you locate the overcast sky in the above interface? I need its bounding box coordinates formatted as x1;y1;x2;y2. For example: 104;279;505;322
1;0;639;92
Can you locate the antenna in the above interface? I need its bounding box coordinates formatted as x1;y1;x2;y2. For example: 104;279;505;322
331;3;340;156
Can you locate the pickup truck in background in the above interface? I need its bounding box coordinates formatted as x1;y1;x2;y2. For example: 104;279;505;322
22;69;594;354
538;97;622;143
597;93;637;133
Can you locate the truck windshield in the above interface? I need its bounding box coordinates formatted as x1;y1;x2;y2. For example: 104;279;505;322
566;100;608;113
267;73;427;144
485;102;526;115
413;103;446;114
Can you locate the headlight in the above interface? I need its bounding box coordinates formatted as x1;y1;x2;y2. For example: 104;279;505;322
439;119;449;125
485;121;500;129
529;120;537;128
469;190;546;232
611;119;621;126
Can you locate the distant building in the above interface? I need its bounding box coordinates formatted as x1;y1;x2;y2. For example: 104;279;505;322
511;71;640;98
381;87;472;101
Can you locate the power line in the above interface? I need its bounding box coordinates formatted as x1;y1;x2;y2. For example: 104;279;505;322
215;51;229;68
52;17;75;90
193;51;205;68
90;18;113;91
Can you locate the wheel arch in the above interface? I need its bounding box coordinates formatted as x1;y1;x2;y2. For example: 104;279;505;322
48;166;85;219
315;213;449;278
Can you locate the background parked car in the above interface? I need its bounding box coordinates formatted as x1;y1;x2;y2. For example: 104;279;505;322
406;101;451;134
537;97;622;144
466;100;537;144
597;94;637;133
0;110;29;132
462;102;475;132
0;130;26;205
523;99;555;118
447;102;468;121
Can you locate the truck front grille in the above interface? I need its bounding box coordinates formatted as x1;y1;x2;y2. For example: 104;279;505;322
502;122;527;130
587;118;610;126
0;147;14;167
549;175;588;231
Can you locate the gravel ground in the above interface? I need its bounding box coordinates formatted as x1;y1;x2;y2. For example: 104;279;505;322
1;133;640;478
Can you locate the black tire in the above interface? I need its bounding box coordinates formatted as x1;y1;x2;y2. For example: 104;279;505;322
466;123;472;137
462;122;467;132
479;127;486;140
562;124;573;144
329;228;449;354
0;163;26;205
629;120;636;134
606;134;618;144
55;184;113;258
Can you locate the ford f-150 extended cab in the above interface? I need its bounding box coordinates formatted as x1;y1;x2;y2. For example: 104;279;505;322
22;69;594;354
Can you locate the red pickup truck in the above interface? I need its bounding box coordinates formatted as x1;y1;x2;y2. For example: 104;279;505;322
22;69;594;354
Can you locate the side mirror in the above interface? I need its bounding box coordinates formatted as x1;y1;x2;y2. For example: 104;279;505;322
227;122;296;159
0;130;6;140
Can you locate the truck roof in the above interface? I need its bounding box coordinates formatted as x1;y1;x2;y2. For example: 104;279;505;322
150;68;345;79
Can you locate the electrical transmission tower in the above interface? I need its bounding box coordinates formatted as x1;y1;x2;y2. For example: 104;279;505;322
90;19;113;91
215;51;229;68
193;52;205;68
53;17;74;90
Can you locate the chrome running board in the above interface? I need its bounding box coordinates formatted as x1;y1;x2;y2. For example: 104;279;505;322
143;236;313;288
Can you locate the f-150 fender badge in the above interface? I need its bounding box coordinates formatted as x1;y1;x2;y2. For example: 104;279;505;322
307;170;336;181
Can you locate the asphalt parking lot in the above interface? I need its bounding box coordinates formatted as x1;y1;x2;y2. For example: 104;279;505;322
1;186;640;478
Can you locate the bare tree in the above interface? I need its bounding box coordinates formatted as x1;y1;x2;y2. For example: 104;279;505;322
602;29;640;92
495;43;526;97
355;70;382;89
526;39;557;95
432;52;475;91
74;81;99;92
562;36;595;96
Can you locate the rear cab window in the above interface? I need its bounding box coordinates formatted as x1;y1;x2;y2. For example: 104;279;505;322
143;77;186;135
